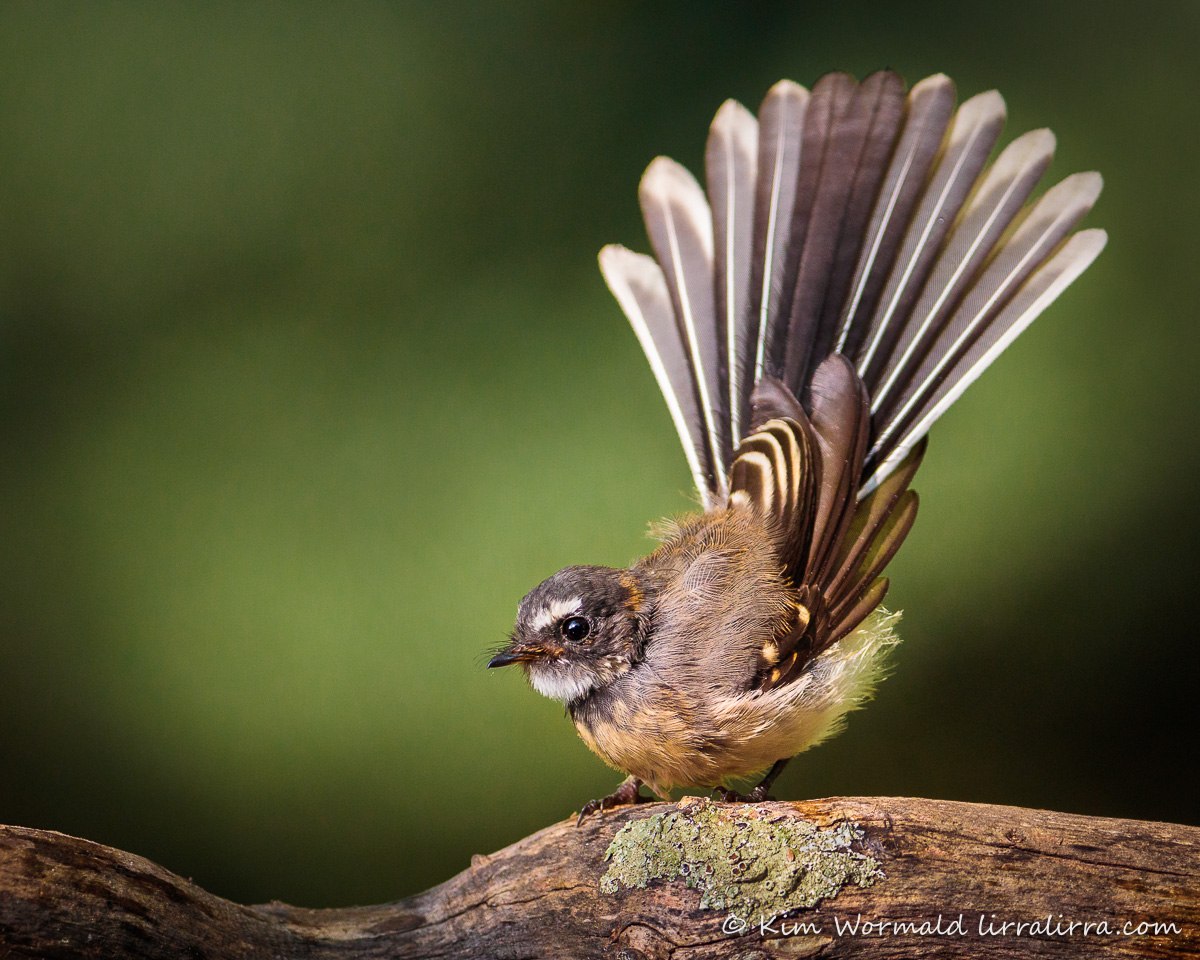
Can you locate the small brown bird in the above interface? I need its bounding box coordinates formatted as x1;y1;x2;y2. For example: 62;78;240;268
488;71;1104;819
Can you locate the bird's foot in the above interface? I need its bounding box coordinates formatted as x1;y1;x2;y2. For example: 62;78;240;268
576;776;652;826
713;784;773;803
712;758;791;804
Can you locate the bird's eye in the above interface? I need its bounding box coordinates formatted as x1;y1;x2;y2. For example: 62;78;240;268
560;616;591;643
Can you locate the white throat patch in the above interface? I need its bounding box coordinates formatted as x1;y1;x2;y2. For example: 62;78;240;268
527;662;597;704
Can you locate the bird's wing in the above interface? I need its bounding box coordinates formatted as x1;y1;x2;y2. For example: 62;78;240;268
600;70;1105;506
728;373;922;690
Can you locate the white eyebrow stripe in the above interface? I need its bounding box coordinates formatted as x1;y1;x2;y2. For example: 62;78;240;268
530;597;582;631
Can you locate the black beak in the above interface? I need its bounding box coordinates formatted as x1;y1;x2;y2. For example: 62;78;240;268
484;643;554;672
487;649;523;668
488;645;543;668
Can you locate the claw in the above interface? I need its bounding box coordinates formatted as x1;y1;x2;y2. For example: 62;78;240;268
712;758;790;804
575;776;650;826
713;784;773;803
575;797;606;827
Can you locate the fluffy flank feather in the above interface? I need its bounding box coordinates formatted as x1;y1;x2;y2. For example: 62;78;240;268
709;607;901;780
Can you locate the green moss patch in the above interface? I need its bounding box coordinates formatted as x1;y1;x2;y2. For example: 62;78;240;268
600;797;882;924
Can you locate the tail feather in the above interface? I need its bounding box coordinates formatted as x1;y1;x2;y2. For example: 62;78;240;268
864;226;1107;491
706;100;759;449
870;171;1104;472
827;576;890;647
747;81;809;411
829;491;918;624
855;89;1007;388
834;74;956;359
804;356;871;589
784;71;906;393
816;73;907;363
598;244;718;503
772;74;859;381
869;127;1057;416
638;157;730;493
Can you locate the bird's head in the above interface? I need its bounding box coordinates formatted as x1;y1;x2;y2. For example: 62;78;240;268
489;565;647;705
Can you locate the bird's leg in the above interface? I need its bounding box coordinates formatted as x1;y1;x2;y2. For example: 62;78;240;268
714;758;791;803
749;757;790;799
576;776;652;826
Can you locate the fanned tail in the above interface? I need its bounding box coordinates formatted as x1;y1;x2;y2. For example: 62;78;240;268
601;69;1104;657
600;68;1105;506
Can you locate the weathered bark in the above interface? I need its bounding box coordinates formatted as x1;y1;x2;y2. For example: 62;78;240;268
0;796;1196;959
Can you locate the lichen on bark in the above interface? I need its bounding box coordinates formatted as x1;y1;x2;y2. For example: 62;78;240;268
600;797;882;924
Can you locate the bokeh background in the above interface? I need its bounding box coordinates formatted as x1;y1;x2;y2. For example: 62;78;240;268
0;0;1196;908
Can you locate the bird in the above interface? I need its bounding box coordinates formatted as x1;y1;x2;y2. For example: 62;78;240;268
486;70;1105;821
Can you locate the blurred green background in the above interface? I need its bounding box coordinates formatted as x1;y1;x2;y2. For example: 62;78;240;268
0;0;1196;908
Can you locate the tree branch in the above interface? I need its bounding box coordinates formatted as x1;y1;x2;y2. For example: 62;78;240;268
1;797;1196;958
